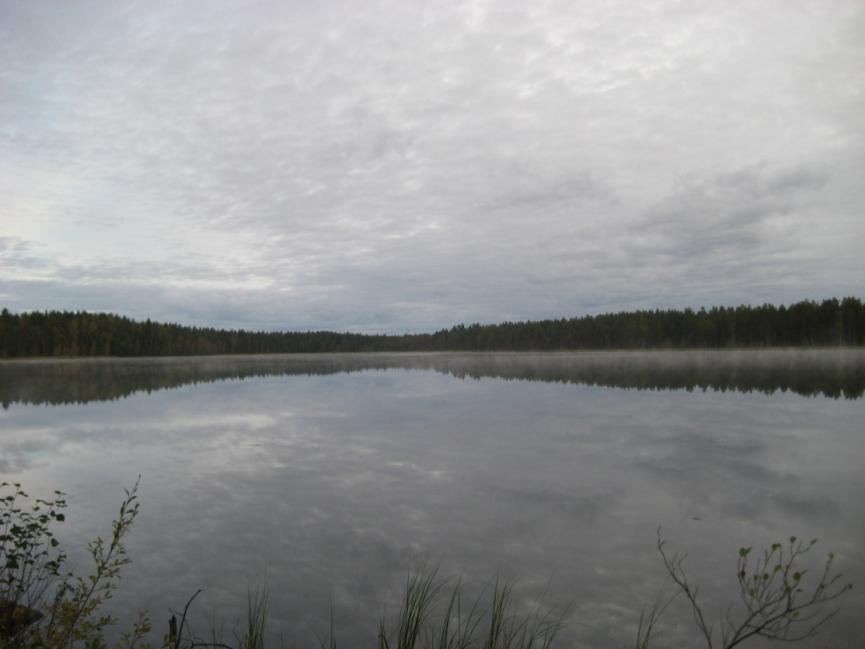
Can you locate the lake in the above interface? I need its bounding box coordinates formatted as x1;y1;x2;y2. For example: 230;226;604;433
1;350;863;648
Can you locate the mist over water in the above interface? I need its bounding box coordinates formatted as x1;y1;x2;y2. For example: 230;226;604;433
1;350;863;647
3;349;864;407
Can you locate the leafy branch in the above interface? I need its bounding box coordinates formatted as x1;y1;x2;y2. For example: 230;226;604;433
657;530;853;649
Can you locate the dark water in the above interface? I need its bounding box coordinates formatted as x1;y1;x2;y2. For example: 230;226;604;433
1;350;863;648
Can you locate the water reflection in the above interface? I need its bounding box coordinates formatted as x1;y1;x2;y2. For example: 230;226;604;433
2;349;864;408
0;352;863;648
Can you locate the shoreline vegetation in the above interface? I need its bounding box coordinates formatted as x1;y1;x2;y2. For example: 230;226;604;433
0;483;854;649
1;298;863;359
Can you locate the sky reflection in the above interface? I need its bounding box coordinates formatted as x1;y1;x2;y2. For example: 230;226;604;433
0;353;863;647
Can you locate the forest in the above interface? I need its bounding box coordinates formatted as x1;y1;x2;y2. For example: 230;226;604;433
0;297;863;358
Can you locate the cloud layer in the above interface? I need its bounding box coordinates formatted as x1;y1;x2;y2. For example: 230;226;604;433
2;0;863;331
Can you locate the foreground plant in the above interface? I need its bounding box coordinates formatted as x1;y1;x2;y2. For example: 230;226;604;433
0;480;148;649
375;570;563;649
656;531;853;649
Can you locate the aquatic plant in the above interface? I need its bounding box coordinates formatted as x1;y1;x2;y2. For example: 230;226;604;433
373;571;562;649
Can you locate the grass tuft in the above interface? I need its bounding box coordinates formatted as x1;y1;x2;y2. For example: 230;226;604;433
377;571;564;649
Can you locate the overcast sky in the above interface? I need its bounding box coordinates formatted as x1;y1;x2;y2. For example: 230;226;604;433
1;0;863;332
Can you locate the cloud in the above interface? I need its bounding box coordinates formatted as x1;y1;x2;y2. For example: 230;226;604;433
1;0;863;330
621;164;834;294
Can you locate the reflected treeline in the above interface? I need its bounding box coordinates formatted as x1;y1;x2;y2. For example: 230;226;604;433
2;350;864;407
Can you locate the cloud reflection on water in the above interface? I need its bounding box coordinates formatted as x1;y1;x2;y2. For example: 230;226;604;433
0;352;863;647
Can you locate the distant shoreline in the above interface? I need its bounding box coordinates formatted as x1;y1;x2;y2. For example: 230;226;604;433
2;346;864;363
1;298;863;358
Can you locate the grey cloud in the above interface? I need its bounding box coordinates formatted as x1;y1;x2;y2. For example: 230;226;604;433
1;0;863;329
0;237;47;269
605;163;852;307
636;164;832;257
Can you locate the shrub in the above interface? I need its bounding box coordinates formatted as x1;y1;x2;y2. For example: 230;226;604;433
0;480;149;649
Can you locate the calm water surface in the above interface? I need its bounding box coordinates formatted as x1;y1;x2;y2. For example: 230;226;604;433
1;351;863;648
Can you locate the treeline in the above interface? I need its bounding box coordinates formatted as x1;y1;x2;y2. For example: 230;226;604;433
1;297;863;358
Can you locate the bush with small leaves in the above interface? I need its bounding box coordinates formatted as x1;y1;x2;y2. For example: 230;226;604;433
1;482;68;641
657;531;853;649
0;480;150;649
